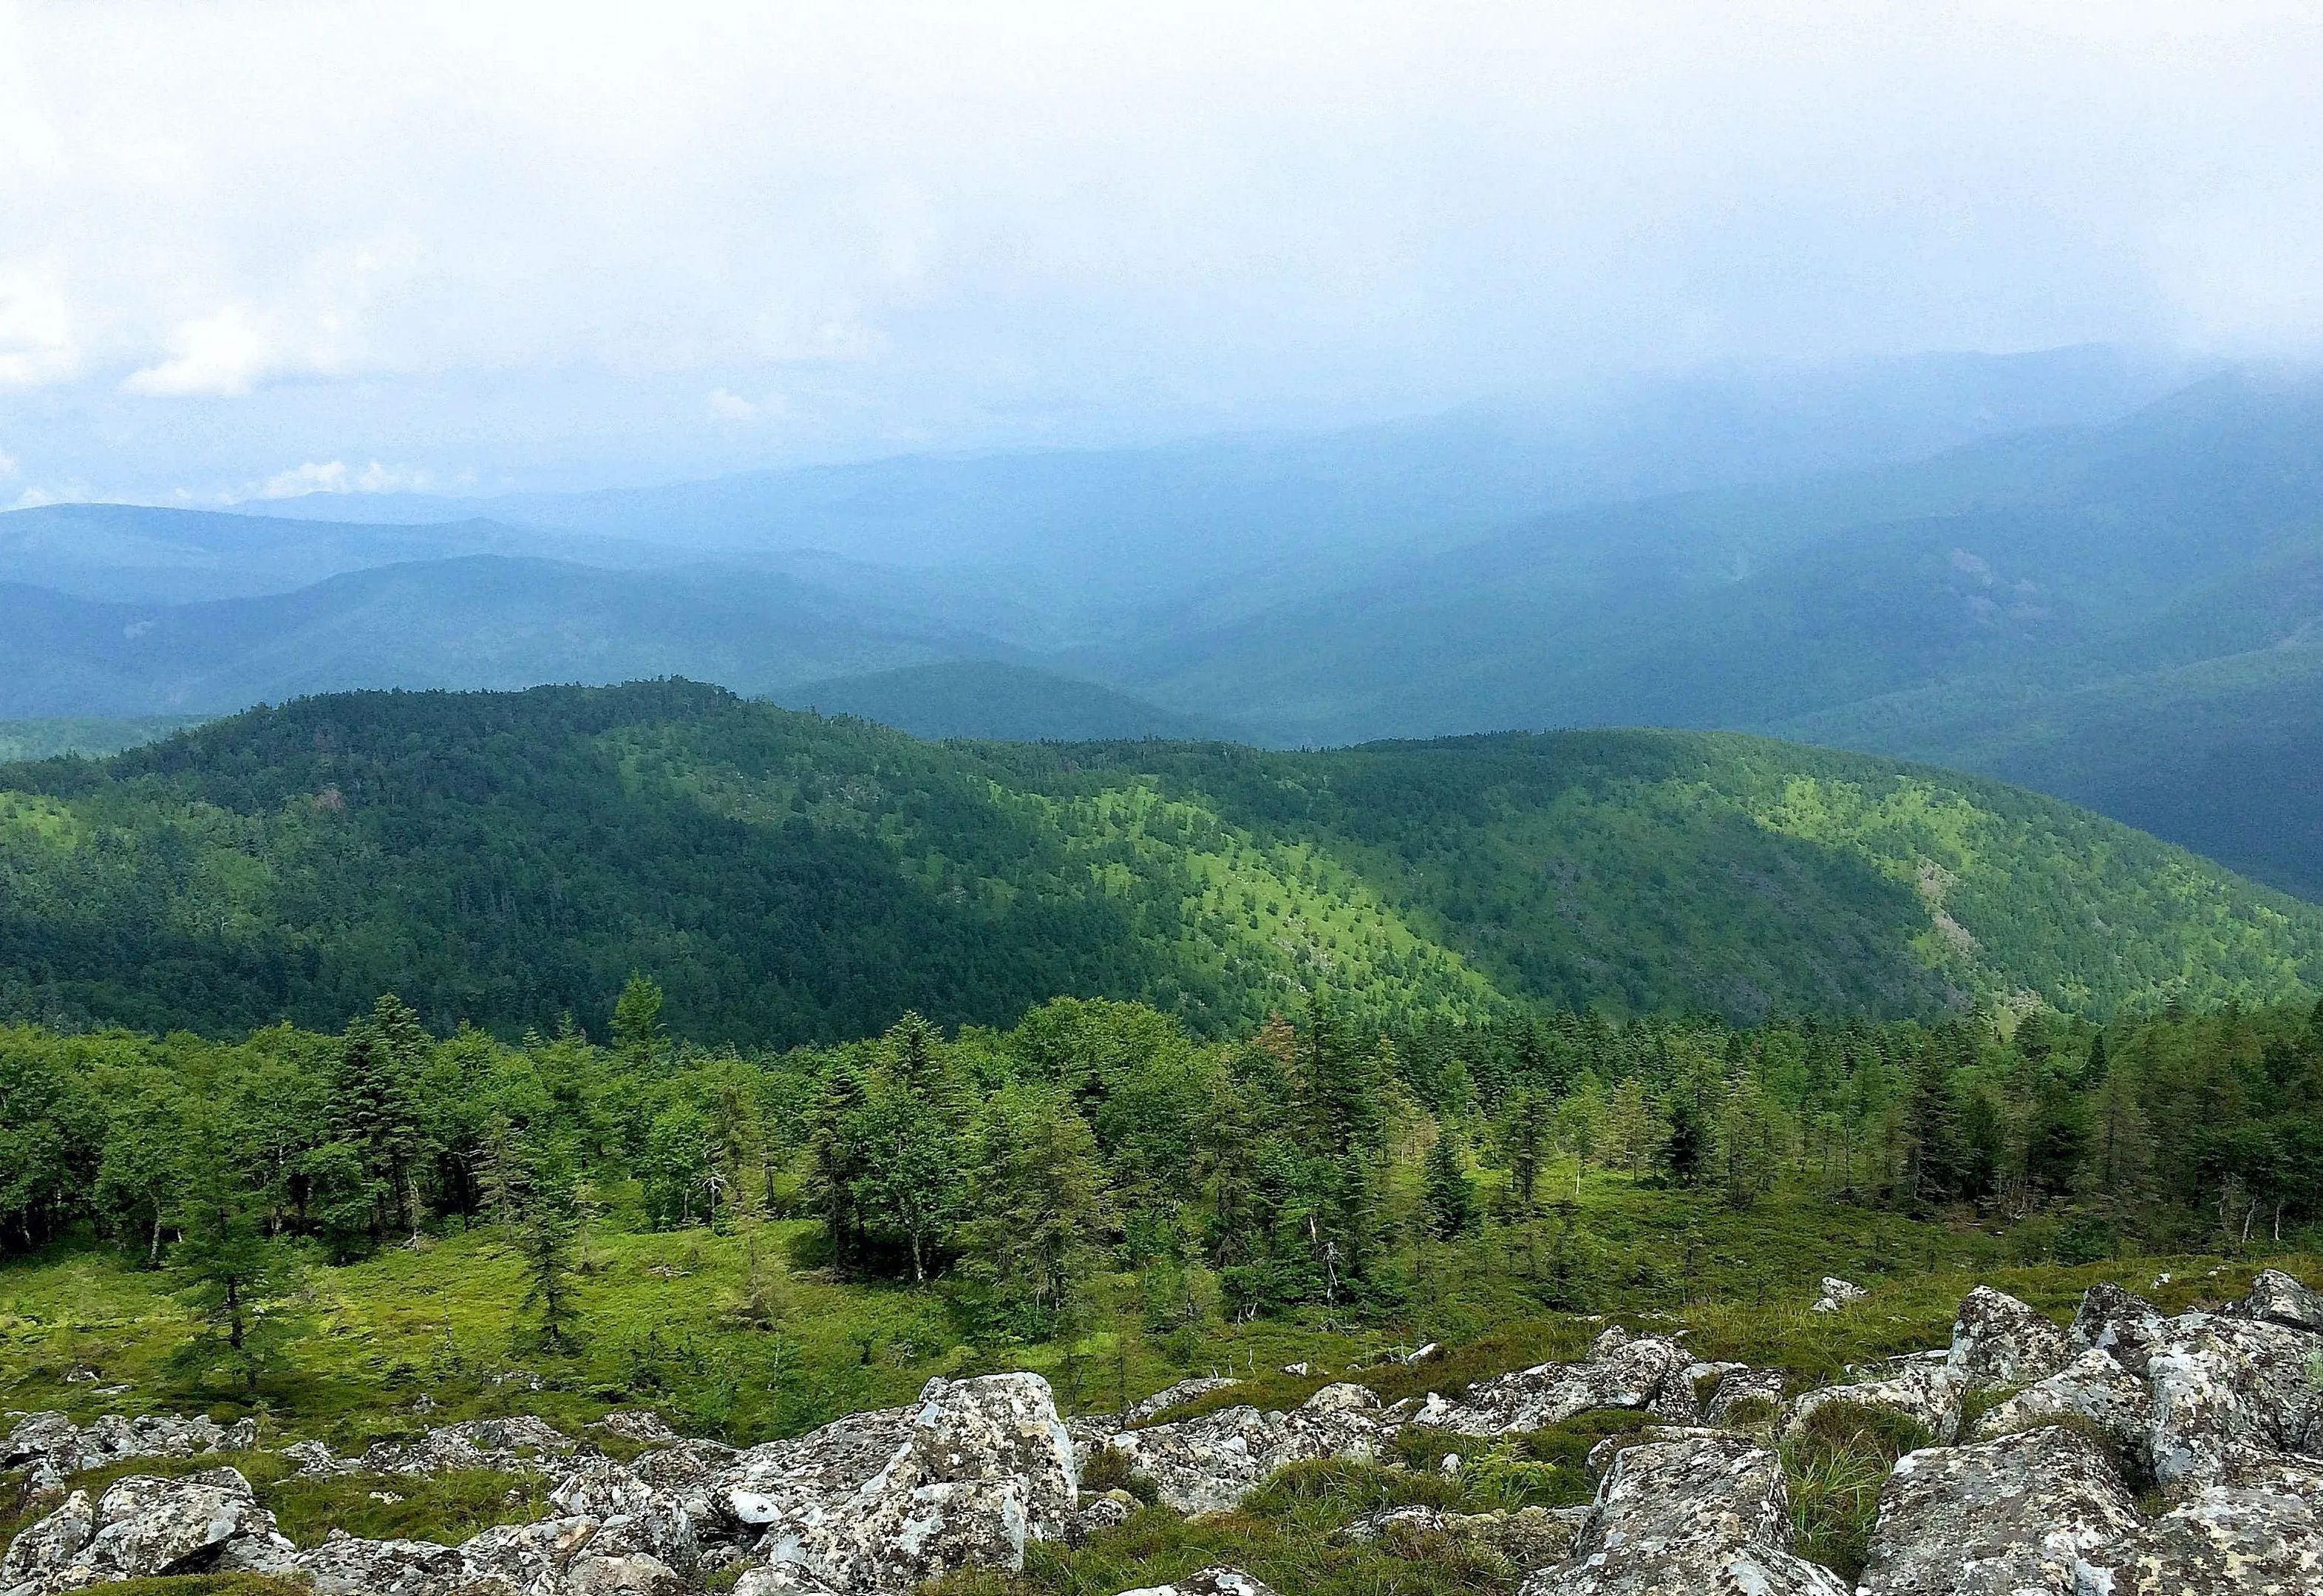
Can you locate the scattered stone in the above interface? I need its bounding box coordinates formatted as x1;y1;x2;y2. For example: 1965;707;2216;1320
1812;1277;1868;1312
1407;1333;1690;1438
1857;1425;2139;1595
0;1412;258;1491
2238;1269;2323;1334
358;1413;578;1475
1281;1363;1310;1377
1405;1342;1444;1365
596;1409;681;1444
1948;1286;2074;1389
2079;1455;2323;1594
1520;1432;1848;1595
1969;1347;2152;1451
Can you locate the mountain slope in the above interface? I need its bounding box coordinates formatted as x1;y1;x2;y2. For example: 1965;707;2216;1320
0;557;1010;717
1;681;2312;1042
772;661;1239;743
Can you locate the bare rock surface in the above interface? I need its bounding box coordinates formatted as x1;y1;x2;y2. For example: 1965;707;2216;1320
1099;1382;1385;1515
1407;1331;1690;1438
359;1413;579;1476
596;1410;681;1444
1347;1502;1586;1569
2078;1455;2323;1595
1812;1277;1868;1313
0;1413;256;1491
1120;1378;1241;1428
1520;1433;1848;1595
1948;1286;2074;1388
1859;1425;2140;1595
1969;1347;2152;1450
2143;1314;2323;1491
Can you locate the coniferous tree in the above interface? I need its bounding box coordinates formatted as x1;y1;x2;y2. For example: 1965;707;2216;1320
1494;1088;1552;1212
1902;1041;1965;1208
513;1139;583;1354
611;973;667;1071
171;1116;296;1391
1422;1127;1476;1239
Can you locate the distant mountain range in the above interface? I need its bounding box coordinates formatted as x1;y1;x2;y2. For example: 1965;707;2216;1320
7;348;2322;900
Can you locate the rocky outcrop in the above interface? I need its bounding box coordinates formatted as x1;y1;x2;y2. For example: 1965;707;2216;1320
0;1467;293;1596
721;1372;1077;1593
1948;1286;2074;1388
358;1414;579;1475
1786;1354;1962;1445
2143;1313;2323;1491
2081;1455;2323;1594
1347;1502;1585;1569
1097;1382;1385;1515
0;1413;258;1491
1120;1378;1241;1428
596;1409;682;1444
2238;1268;2323;1334
1407;1329;1690;1439
1858;1425;2140;1595
1520;1433;1848;1595
1969;1347;2152;1450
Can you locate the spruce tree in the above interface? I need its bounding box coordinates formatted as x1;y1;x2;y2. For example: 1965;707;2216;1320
514;1139;583;1354
171;1117;296;1392
1422;1128;1476;1239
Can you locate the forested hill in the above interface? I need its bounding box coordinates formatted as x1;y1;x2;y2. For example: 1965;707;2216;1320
1;680;2316;1042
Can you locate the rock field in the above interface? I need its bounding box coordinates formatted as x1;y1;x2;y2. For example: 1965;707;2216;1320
5;1269;2321;1595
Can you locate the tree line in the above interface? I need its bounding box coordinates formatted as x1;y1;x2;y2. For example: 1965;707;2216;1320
4;982;2322;1382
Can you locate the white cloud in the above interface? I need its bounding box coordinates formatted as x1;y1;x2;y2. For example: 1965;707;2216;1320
706;387;759;420
0;273;78;387
355;460;431;493
258;460;348;497
0;446;16;476
123;307;279;397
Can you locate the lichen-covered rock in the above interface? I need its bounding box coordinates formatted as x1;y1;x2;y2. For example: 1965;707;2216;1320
2069;1283;2169;1373
1119;1378;1240;1428
2078;1456;2323;1595
1647;1362;1745;1424
1407;1334;1690;1438
1857;1425;2140;1595
1099;1382;1385;1515
1;1467;290;1595
2143;1314;2323;1492
360;1413;577;1475
723;1372;1077;1593
1969;1348;2152;1450
1948;1286;2074;1389
1786;1355;1962;1445
293;1535;468;1596
0;1412;254;1491
548;1456;698;1570
1812;1277;1868;1313
1705;1366;1789;1425
1114;1570;1278;1596
597;1410;681;1444
2237;1269;2323;1334
1519;1433;1849;1595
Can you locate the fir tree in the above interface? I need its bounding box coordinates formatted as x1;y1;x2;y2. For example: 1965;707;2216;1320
1422;1127;1476;1239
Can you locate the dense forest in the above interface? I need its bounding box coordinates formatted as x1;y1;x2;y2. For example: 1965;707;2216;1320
1;682;2317;1048
7;981;2319;1387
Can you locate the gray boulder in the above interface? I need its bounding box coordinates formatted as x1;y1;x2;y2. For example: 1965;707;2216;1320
295;1535;469;1596
1968;1348;2152;1451
1407;1333;1690;1438
1099;1382;1385;1515
0;1467;292;1595
1346;1503;1585;1570
2143;1314;2323;1492
459;1514;684;1596
0;1411;254;1491
722;1372;1077;1593
596;1410;681;1444
2069;1283;2169;1373
2238;1269;2323;1334
1120;1377;1241;1428
360;1413;577;1475
1706;1366;1789;1425
1859;1425;2140;1595
1948;1286;2074;1389
1520;1433;1848;1595
2077;1456;2323;1595
549;1456;698;1571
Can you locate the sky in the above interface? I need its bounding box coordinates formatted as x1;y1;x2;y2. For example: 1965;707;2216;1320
2;1;2320;506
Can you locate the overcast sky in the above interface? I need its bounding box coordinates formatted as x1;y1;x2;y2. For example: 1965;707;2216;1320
2;1;2319;504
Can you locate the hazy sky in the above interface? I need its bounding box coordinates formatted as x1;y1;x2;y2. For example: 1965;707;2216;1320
2;1;2319;504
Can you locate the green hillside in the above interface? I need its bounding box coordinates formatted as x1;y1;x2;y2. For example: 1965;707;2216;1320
1;680;2316;1043
0;714;210;762
772;660;1239;743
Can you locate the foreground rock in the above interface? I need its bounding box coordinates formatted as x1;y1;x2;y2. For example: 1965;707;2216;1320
2238;1268;2323;1334
0;1467;293;1595
1114;1571;1278;1596
1098;1382;1386;1515
1858;1425;2140;1595
0;1413;259;1491
1347;1502;1585;1570
1786;1354;1962;1445
718;1372;1076;1593
1968;1347;2152;1450
2084;1455;2323;1594
2069;1283;2170;1373
2143;1314;2323;1491
1408;1329;1691;1439
1520;1433;1848;1595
